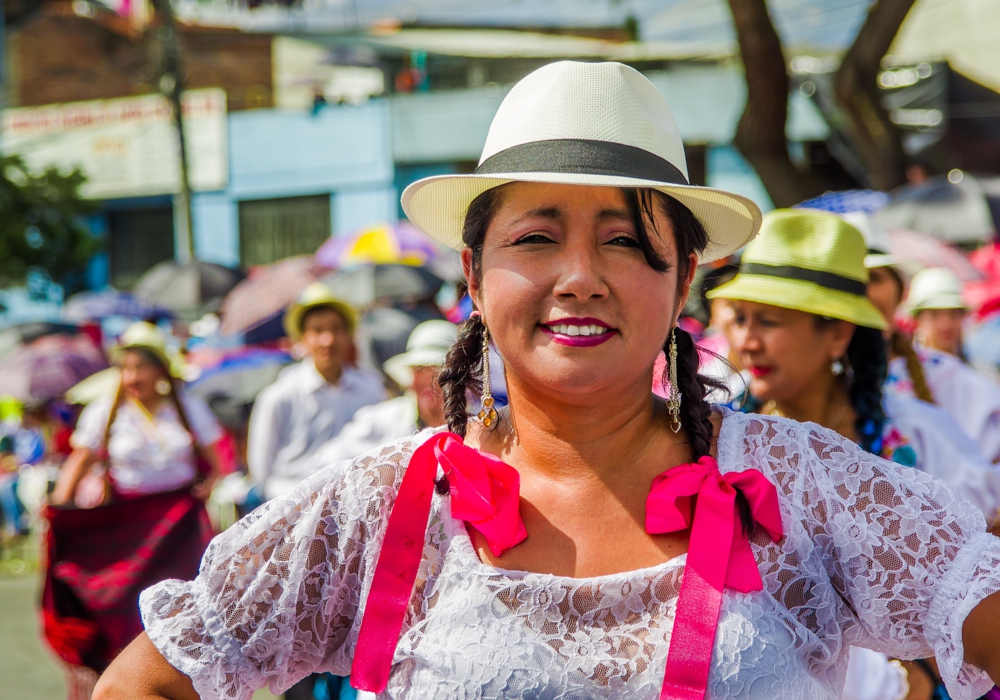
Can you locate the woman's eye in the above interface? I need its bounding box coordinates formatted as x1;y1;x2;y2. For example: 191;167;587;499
607;235;639;247
513;232;555;245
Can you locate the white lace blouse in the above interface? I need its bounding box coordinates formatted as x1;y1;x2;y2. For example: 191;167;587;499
140;412;1000;700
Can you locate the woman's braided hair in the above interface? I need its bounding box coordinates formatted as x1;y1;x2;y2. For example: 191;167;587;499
889;330;935;404
438;185;751;529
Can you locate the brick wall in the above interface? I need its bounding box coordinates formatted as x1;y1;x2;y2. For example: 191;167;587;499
9;3;273;110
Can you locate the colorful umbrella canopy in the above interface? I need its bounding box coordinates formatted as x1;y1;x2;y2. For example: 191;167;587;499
795;189;890;215
134;261;244;315
315;222;443;268
0;334;108;402
318;264;444;308
187;348;294;406
883;228;983;283
63;289;174;323
219;256;330;336
0;321;79;362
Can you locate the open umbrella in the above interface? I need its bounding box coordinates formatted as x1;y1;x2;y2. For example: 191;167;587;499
883;228;983;283
63;289;174;323
795;189;890;215
0;321;79;362
219;256;330;336
318;264;443;308
187;348;293;406
134;261;244;316
874;173;1000;244
315;222;443;268
0;334;107;402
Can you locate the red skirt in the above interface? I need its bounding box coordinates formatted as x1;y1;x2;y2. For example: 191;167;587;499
41;488;214;673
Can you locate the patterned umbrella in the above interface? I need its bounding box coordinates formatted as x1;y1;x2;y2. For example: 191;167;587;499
63;289;174;323
0;334;108;402
315;222;443;268
134;261;244;315
0;321;79;362
883;228;983;283
795;190;890;215
318;264;444;308
219;256;330;336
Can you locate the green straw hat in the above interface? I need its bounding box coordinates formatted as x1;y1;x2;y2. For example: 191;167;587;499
284;283;359;342
708;209;887;330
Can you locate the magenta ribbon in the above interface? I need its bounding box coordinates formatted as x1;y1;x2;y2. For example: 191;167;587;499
352;432;527;692
647;455;783;700
351;439;781;699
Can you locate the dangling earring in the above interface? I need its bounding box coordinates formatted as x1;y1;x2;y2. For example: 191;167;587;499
477;323;498;428
155;378;172;396
667;328;683;433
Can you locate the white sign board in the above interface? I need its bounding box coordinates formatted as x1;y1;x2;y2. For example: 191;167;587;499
1;88;228;199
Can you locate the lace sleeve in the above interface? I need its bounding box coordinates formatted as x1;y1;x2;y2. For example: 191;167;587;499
139;460;369;700
798;423;1000;700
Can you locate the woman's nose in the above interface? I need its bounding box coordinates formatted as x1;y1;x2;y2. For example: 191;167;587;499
552;243;609;301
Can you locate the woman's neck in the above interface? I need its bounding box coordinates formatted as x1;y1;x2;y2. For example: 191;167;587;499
134;394;164;415
769;373;854;437
476;371;679;482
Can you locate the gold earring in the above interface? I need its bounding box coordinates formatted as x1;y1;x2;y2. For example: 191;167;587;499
477;323;498;428
155;378;172;396
667;328;682;433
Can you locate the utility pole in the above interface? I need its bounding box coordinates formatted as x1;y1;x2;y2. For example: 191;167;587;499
150;0;195;264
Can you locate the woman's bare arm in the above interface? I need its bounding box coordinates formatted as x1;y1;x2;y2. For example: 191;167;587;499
49;448;98;506
963;589;1000;683
93;633;199;700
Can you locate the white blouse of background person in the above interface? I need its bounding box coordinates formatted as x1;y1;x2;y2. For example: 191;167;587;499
71;391;222;497
246;360;387;500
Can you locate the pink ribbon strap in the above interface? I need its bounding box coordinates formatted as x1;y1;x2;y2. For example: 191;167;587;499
351;432;527;692
646;455;783;700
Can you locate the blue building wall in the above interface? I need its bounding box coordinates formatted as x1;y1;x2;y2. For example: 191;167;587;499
192;100;396;268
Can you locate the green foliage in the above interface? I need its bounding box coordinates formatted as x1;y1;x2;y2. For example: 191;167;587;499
0;155;100;292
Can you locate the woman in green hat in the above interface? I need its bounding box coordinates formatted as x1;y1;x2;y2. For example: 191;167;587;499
710;210;1000;520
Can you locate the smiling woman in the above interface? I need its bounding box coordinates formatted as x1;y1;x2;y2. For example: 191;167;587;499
95;62;1000;700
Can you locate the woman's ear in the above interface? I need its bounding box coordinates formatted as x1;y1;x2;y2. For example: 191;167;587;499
831;321;857;360
672;253;699;325
461;247;479;305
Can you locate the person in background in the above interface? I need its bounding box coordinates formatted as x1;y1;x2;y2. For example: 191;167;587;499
306;320;457;469
48;322;222;698
906;267;969;358
710;209;1000;700
247;284;387;502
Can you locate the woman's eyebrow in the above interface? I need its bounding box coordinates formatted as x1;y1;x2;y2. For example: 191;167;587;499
596;208;632;223
512;206;563;225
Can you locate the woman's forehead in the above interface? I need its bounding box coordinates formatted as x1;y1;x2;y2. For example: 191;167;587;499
498;182;631;211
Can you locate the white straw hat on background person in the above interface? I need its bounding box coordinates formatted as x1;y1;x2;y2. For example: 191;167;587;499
383;320;459;389
905;267;969;315
402;61;762;263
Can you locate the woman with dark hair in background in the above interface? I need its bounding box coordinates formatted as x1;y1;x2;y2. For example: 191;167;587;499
47;322;222;699
97;63;1000;700
711;209;1000;700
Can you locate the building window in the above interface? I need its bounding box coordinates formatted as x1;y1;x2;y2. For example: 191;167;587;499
107;206;175;289
238;194;332;268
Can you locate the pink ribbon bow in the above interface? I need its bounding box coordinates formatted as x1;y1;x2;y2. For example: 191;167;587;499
647;455;783;700
352;432;527;693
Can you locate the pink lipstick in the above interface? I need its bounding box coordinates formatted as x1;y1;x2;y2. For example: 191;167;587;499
539;317;617;347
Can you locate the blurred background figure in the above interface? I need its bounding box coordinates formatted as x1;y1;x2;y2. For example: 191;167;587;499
906;267;969;358
246;284;385;501
44;322;221;699
306;320;457;469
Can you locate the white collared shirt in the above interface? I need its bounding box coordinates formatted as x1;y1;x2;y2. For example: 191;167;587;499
247;361;387;499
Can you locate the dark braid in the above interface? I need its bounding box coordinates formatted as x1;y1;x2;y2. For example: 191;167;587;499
844;326;889;455
438;314;486;438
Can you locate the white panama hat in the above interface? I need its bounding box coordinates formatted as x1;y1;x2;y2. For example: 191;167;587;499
402;61;762;263
383;320;459;389
905;267;969;315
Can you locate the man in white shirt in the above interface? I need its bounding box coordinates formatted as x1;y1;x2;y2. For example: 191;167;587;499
247;284;386;500
305;320;458;470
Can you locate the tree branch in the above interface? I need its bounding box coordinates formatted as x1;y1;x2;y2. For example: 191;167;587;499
834;0;916;191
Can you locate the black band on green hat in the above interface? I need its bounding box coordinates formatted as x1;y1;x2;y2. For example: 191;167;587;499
741;263;867;296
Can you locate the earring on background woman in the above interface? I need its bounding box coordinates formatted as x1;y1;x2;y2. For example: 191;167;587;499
667;328;683;433
155;378;172;396
477;323;498;428
831;359;845;376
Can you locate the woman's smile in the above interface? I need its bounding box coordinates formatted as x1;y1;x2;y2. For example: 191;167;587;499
539;316;618;347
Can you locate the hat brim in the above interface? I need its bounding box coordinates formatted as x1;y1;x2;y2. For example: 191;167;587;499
284;299;358;341
907;296;969;315
383;347;448;388
402;172;762;264
708;274;888;330
111;343;185;378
